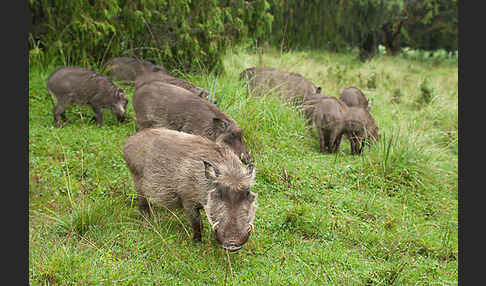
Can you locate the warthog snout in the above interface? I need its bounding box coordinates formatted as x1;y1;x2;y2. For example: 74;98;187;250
222;241;242;252
213;222;254;252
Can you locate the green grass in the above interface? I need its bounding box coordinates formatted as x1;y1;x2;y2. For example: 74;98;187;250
29;46;458;285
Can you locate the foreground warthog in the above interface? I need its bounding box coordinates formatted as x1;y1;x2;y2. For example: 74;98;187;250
123;128;258;251
305;96;379;154
105;57;168;82
47;66;128;128
134;72;216;104
339;87;370;110
241;66;322;104
133;81;251;163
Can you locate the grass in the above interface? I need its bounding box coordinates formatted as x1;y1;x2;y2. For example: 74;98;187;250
29;46;458;285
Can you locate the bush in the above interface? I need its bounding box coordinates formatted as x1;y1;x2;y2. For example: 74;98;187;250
29;0;273;74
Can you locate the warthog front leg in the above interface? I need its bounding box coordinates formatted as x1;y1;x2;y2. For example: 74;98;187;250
183;201;203;242
349;136;363;155
317;128;326;153
137;195;151;218
90;104;104;128
328;129;340;153
334;133;344;153
53;102;67;127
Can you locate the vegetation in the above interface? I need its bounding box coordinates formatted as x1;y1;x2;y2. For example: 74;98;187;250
29;0;457;72
29;0;273;73
268;0;457;61
29;45;458;285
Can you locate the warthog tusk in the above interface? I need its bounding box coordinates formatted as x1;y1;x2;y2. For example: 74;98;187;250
248;223;254;233
212;221;220;232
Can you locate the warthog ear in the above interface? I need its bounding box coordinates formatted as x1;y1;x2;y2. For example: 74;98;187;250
316;86;322;94
117;88;125;98
197;90;206;99
204;161;220;181
213;118;229;132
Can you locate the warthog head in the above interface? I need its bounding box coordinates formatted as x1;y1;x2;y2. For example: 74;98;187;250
203;161;257;252
214;119;251;164
111;87;128;122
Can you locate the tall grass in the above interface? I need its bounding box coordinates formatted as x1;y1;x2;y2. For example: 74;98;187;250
29;46;457;285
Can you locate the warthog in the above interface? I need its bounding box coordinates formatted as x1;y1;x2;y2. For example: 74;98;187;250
123;127;258;251
105;57;168;82
304;95;349;153
304;96;379;154
132;81;251;163
343;106;379;154
134;72;216;104
339;87;370;110
240;66;322;105
46;66;128;128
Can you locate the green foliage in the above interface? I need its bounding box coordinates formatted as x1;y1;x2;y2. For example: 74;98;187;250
267;0;457;59
29;0;273;73
269;0;404;53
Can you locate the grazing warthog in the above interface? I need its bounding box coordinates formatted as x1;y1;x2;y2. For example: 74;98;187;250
343;106;379;154
132;81;251;163
304;96;379;154
105;57;168;82
123;127;258;251
339;87;370;110
134;72;216;104
46;66;128;128
241;66;322;104
304;95;349;153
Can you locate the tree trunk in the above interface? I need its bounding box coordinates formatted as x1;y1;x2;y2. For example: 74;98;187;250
359;33;378;62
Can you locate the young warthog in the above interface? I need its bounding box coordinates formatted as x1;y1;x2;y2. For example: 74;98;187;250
241;66;322;105
305;96;379;154
132;81;251;163
105;57;168;82
305;95;349;153
123;127;258;251
343;106;379;154
134;72;216;104
339;87;370;110
47;66;128;128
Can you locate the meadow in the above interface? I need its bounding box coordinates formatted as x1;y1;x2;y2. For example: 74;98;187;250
29;46;458;285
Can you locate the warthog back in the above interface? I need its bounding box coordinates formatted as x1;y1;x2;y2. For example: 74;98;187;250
134;72;215;104
340;87;370;110
106;57;167;82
